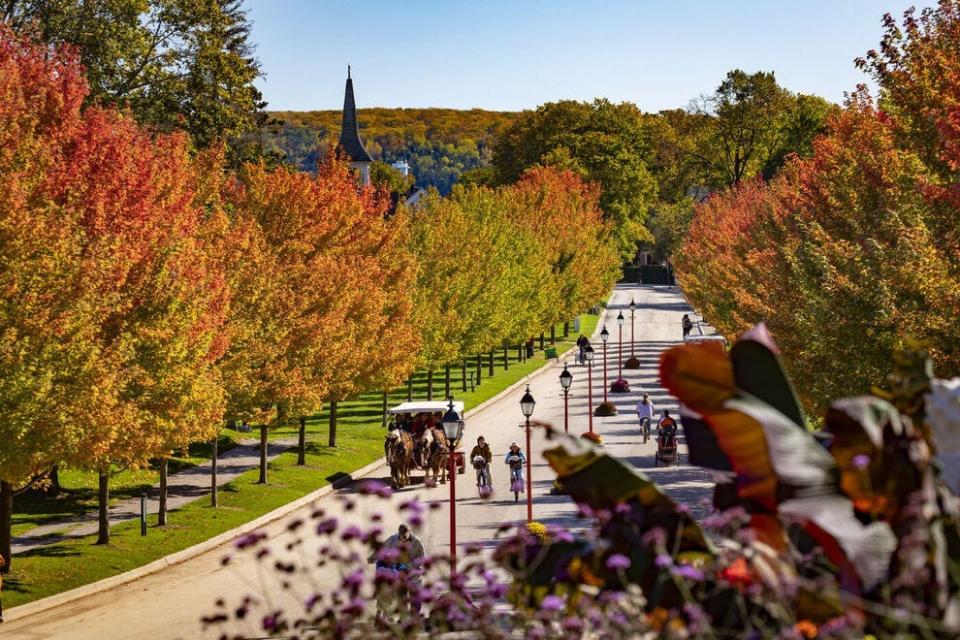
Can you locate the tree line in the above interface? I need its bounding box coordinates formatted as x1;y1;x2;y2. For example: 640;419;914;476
0;27;618;567
674;3;960;415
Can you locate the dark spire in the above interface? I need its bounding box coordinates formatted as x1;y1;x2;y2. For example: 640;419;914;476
338;68;373;164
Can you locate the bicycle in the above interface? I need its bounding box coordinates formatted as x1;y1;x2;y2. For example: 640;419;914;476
506;456;524;502
473;456;492;497
639;417;651;444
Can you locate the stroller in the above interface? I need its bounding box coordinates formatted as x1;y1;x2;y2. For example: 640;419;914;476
655;424;680;467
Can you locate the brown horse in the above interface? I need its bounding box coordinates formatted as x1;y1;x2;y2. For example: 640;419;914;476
422;428;451;485
385;430;414;488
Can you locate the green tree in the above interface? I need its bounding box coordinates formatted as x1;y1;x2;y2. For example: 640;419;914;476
491;99;659;259
370;160;414;193
2;0;264;151
690;70;834;187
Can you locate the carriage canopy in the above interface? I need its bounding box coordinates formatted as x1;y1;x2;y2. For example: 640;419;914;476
388;400;465;416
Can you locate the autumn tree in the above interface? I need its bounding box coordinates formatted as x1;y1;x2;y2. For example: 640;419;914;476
0;26;230;551
2;0;264;154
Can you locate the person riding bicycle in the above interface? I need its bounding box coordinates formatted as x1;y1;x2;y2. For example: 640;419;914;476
637;394;655;433
505;442;526;492
469;436;493;486
657;410;678;449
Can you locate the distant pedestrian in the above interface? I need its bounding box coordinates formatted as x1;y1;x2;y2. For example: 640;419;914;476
682;314;694;338
576;334;589;365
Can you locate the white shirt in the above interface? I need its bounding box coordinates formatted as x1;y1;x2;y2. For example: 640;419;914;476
636;400;655;419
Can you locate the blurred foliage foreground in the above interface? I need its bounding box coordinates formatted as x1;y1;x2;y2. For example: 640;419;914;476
205;325;960;639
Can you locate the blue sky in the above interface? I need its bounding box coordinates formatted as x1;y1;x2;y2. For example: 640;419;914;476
246;1;931;112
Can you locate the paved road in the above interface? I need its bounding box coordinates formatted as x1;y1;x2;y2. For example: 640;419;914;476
1;284;714;639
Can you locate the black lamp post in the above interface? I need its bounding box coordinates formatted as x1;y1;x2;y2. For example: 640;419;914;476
616;310;625;379
596;326;617;415
559;363;572;434
600;326;609;402
519;386;536;522
626;298;640;369
584;343;595;433
441;399;464;570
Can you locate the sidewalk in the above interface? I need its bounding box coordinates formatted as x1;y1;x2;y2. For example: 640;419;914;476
11;438;296;554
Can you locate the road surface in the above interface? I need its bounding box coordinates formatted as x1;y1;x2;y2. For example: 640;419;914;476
1;283;714;639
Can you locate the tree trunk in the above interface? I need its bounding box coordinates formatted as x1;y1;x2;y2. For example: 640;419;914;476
476;353;482;385
550;326;556;345
488;350;494;377
381;392;388;430
158;458;168;526
211;434;218;507
563;321;569;338
0;480;12;572
297;417;307;466
461;359;468;393
45;465;62;497
96;470;110;545
426;369;434;401
503;345;508;370
407;377;413;401
258;425;268;484
518;344;523;362
328;400;338;448
444;365;451;399
539;333;544;350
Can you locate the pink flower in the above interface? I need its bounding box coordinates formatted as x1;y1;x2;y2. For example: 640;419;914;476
606;553;631;570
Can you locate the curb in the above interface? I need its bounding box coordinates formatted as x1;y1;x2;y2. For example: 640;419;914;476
5;306;610;623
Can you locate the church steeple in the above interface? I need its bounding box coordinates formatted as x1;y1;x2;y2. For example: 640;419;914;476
338;66;373;183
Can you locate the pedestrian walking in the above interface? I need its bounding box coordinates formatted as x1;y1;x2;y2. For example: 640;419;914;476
682;314;693;338
576;334;589;365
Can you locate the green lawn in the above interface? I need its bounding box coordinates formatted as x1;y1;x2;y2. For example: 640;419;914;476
11;439;236;538
4;314;598;610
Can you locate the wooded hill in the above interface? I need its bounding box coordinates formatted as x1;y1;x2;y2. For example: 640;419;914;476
264;108;520;193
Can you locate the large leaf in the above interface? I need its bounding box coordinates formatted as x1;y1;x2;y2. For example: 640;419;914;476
825;396;924;519
730;324;806;428
680;409;733;471
543;433;713;555
659;339;736;413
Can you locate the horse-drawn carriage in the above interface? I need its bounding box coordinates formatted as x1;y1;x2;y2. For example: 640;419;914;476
384;401;466;488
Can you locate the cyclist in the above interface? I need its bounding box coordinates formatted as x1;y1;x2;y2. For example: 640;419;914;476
469;436;493;486
657;410;678;446
636;393;655;438
505;443;526;492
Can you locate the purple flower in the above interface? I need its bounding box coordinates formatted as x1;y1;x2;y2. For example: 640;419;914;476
852;453;871;469
654;554;673;568
341;569;364;590
340;525;362;541
540;595;564;611
674;564;705;581
316;518;338;535
234;531;266;549
606;553;631;570
356;479;387;495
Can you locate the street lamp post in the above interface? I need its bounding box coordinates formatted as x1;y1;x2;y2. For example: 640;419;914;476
584;343;595;433
600;326;609;403
559;364;572;434
441;399;465;570
519;386;536;522
625;299;640;370
616;311;625;379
